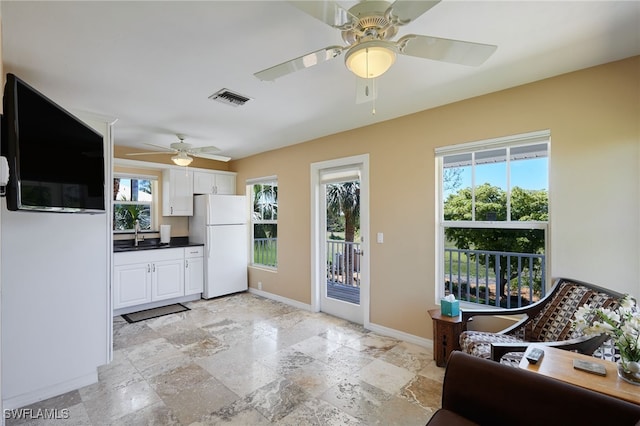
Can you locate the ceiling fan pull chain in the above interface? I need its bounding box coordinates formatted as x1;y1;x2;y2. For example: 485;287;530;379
365;47;376;115
372;77;376;115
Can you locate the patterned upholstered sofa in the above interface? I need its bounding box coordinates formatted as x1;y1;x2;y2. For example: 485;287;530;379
458;277;624;366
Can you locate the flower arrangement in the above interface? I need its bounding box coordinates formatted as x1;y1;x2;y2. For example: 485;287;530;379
573;295;640;383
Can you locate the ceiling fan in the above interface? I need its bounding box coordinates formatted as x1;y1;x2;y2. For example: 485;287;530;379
126;134;231;166
254;0;497;81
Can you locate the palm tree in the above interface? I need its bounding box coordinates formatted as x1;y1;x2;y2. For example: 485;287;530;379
326;181;360;286
252;184;278;237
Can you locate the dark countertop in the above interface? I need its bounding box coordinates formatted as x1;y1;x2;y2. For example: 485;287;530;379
114;236;203;253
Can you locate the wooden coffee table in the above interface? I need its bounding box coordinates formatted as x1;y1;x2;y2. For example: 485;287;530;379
519;344;640;405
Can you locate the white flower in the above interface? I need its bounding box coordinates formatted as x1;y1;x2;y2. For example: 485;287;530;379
621;296;637;310
599;307;620;324
590;320;616;335
572;295;640;364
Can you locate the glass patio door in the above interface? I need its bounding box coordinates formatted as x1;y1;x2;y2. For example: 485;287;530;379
319;166;364;323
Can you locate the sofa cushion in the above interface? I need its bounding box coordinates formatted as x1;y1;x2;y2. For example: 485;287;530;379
458;330;524;365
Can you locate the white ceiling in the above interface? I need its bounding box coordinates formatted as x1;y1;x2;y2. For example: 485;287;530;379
2;1;639;160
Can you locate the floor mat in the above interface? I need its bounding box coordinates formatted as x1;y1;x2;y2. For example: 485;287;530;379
121;303;190;323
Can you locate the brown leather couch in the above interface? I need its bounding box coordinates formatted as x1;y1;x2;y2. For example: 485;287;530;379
426;351;640;426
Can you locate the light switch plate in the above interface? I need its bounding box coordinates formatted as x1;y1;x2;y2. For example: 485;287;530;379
377;232;384;243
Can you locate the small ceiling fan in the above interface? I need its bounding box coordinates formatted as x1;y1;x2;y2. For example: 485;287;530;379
254;0;497;81
126;134;231;166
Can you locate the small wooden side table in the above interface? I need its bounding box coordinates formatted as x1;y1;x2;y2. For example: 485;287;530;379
428;308;465;367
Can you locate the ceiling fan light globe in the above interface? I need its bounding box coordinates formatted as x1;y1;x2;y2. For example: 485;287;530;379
172;152;193;166
345;41;396;79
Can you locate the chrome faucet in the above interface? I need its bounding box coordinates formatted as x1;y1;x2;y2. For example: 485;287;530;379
134;219;144;247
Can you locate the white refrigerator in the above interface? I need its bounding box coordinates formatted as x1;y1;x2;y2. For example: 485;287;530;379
189;194;248;299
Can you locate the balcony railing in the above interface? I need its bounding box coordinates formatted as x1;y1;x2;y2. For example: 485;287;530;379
327;240;361;285
254;238;277;267
445;248;545;308
326;239;361;304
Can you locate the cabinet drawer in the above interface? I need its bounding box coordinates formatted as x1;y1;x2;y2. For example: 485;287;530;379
185;246;204;258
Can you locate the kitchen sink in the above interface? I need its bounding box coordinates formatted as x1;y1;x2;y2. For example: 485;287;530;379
113;236;199;253
113;243;170;252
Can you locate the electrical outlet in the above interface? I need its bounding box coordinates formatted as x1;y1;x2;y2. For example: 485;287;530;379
258;281;263;290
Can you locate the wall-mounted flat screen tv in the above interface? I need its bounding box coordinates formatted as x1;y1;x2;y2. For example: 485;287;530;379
1;73;105;213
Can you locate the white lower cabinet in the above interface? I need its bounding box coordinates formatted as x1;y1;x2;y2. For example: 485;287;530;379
114;247;201;310
113;262;151;308
185;246;204;295
151;259;185;301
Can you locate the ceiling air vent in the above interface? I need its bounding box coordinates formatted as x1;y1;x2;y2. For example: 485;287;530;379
209;88;252;107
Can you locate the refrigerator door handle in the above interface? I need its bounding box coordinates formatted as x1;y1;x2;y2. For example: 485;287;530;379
206;227;211;259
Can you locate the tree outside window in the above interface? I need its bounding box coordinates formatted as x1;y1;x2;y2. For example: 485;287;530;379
252;181;278;267
113;176;154;231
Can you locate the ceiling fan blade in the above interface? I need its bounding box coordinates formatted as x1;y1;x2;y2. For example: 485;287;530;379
143;142;177;152
126;151;172;156
192;152;231;162
397;34;497;66
288;0;358;30
387;0;441;26
254;46;343;81
190;145;221;154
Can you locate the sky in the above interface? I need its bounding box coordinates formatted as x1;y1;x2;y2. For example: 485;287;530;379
115;178;153;202
445;157;548;199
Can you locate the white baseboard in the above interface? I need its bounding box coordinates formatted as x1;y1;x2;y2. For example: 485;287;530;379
248;288;312;312
2;371;98;411
366;322;434;350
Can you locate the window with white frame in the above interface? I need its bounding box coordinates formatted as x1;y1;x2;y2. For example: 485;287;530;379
249;178;278;268
113;175;157;232
436;131;549;309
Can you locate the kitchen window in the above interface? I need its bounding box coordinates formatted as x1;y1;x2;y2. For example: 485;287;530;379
249;177;278;268
113;175;157;232
436;130;550;309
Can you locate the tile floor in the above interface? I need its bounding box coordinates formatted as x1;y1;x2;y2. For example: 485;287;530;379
8;293;444;425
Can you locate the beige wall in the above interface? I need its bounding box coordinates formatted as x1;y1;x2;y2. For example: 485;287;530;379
231;56;640;341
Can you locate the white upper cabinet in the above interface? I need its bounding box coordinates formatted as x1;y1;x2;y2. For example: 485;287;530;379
114;159;236;215
163;168;194;216
193;170;236;195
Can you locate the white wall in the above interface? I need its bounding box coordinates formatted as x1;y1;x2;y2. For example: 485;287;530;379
0;118;112;409
1;6;5;423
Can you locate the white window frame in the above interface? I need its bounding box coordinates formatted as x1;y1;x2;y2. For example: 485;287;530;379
435;130;551;307
247;176;278;269
113;173;158;233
